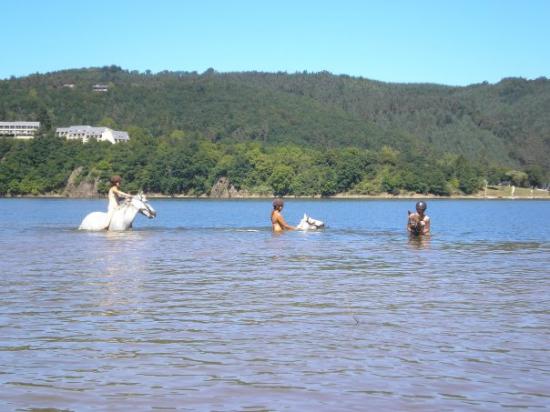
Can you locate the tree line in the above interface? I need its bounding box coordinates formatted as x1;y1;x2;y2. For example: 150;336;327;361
1;67;549;173
1;67;548;196
0;130;545;197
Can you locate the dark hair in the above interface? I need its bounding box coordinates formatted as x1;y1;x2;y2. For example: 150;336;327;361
110;175;122;185
416;201;427;211
272;198;284;209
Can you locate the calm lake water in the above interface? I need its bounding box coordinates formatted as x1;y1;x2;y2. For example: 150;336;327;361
0;198;549;411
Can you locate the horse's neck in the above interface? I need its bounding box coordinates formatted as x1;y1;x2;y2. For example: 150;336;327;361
121;203;139;222
110;203;138;228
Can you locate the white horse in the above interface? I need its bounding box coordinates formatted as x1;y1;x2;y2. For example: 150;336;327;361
296;214;325;230
79;192;156;231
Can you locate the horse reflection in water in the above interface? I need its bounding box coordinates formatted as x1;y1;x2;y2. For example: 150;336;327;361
79;192;156;231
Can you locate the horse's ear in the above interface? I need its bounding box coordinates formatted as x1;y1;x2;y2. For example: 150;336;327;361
408;210;412;215
303;213;307;219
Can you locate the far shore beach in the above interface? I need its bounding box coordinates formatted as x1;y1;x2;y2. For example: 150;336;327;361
3;188;549;201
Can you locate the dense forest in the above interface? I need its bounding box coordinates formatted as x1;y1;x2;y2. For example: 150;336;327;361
0;66;548;197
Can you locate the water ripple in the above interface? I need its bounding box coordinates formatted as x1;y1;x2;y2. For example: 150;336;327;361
1;199;549;410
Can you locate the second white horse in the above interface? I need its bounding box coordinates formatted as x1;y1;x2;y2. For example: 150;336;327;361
296;214;325;230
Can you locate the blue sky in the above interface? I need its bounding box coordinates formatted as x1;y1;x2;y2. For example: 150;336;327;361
2;0;549;85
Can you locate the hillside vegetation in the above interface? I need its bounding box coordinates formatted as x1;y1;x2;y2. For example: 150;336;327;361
0;67;548;197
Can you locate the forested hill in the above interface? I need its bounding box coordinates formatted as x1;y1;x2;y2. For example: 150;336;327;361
1;66;549;171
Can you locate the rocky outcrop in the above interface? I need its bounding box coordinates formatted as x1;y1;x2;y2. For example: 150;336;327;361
210;177;240;198
63;167;100;198
209;177;256;198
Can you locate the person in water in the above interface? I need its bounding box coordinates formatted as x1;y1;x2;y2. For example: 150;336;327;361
407;201;431;236
271;198;296;232
108;175;132;216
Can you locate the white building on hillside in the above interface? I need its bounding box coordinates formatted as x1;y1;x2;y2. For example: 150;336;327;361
92;84;109;92
0;121;40;139
56;125;129;144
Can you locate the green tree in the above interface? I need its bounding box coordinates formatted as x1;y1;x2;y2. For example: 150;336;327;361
525;165;546;188
505;170;529;187
269;165;294;196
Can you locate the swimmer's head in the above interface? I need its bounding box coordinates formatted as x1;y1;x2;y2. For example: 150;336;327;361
416;201;427;212
272;198;284;210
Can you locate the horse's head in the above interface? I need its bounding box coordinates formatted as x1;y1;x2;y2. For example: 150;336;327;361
130;192;157;219
297;213;325;230
408;210;422;235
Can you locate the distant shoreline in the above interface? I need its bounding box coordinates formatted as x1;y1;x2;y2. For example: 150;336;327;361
2;192;549;201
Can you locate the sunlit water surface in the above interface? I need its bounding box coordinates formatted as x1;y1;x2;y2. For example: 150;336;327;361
0;199;549;411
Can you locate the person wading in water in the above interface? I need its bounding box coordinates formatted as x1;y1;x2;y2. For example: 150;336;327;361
271;198;295;232
407;201;431;236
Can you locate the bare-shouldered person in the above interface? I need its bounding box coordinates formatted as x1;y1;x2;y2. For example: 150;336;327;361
108;175;132;214
271;198;296;232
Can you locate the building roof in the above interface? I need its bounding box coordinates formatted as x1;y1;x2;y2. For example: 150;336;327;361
56;125;107;133
112;131;129;141
0;121;40;127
